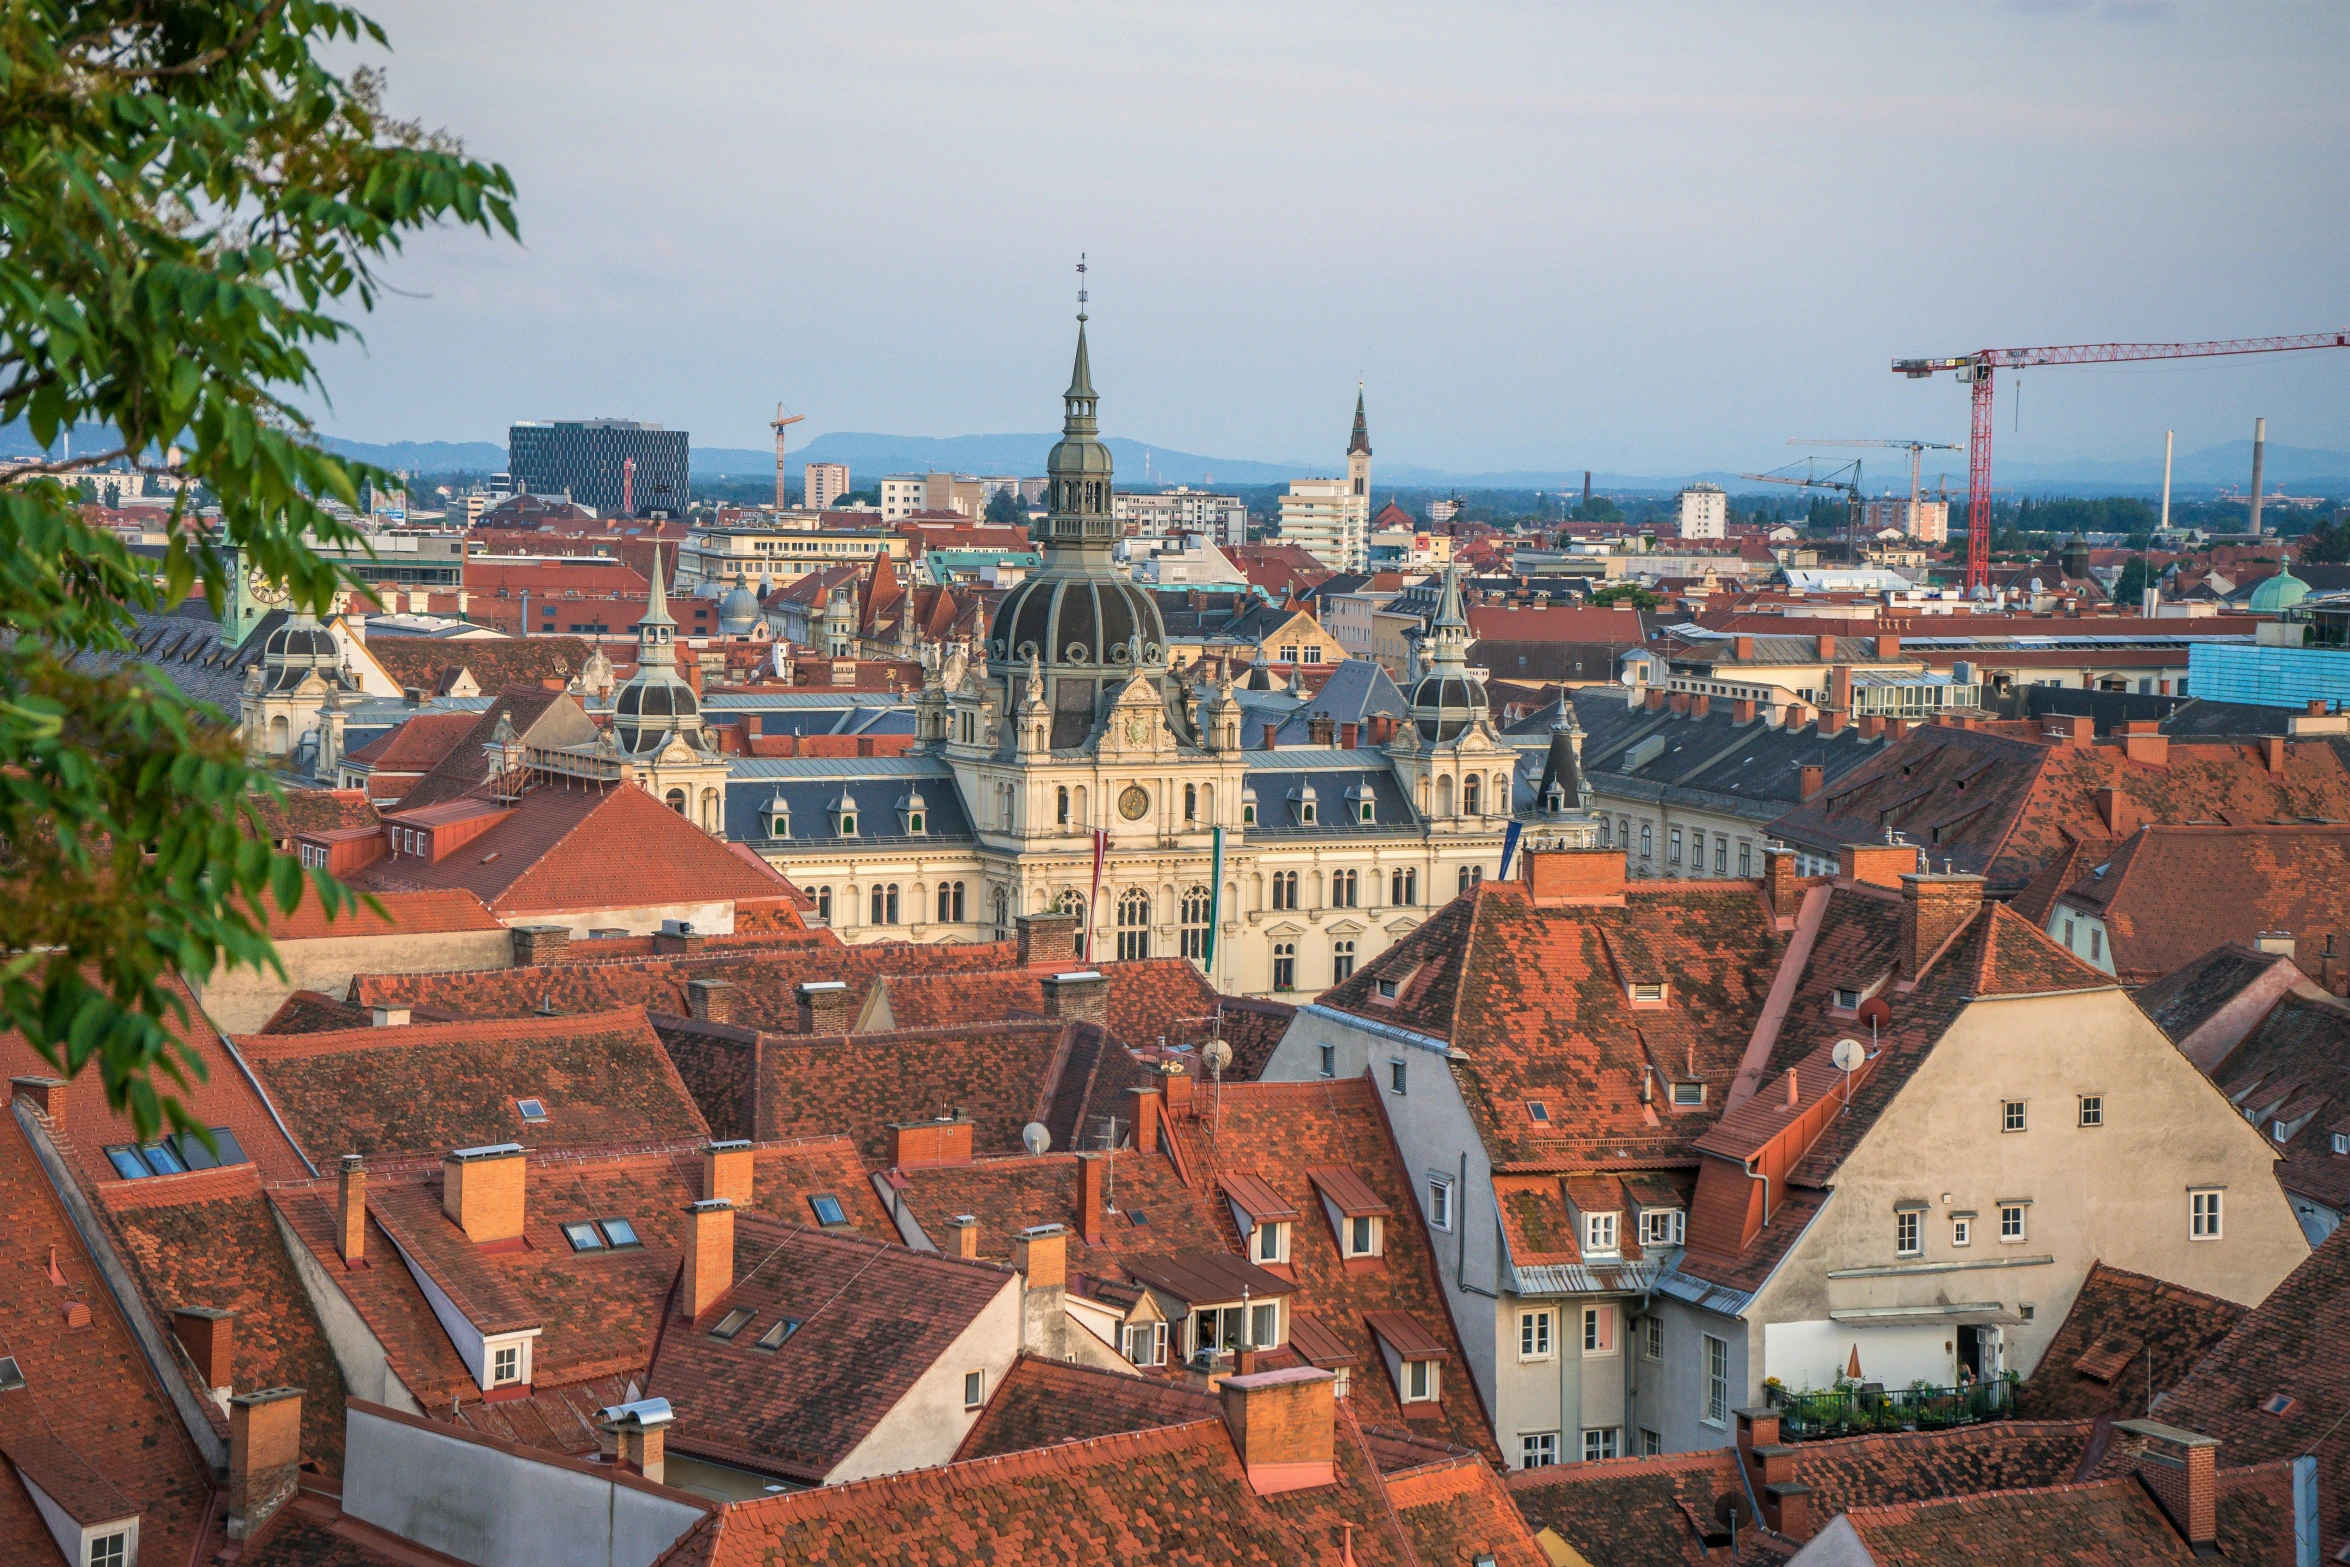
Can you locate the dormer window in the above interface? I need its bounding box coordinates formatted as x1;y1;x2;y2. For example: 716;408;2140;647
490;1341;524;1385
1241;790;1258;827
2334;1133;2349;1156
1629;983;1666;1005
762;793;791;839
1671;1081;1705;1107
1255;1220;1290;1265
1639;1207;1686;1247
830;791;859;838
897;788;928;836
1832;988;1861;1012
1293;785;1319;826
1583;1211;1620;1256
1403;1358;1438;1402
1376;978;1398;1001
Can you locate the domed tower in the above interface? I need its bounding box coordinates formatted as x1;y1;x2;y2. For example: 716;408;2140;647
613;549;706;755
1392;562;1508;825
1523;701;1604;849
1405;564;1489;742
717;572;762;637
984;303;1183;752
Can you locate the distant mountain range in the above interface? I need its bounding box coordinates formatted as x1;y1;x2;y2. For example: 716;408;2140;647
8;421;2343;496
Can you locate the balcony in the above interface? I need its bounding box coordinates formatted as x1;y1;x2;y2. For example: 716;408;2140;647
1763;1376;2013;1440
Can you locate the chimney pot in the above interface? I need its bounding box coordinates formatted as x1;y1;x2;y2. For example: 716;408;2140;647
227;1387;303;1541
337;1154;367;1265
702;1139;753;1205
1784;1067;1800;1107
681;1198;735;1321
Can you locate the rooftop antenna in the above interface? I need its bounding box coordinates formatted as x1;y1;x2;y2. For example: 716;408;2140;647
1075;253;1088;322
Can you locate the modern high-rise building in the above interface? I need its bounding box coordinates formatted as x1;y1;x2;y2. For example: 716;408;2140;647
1676;482;1727;539
1862;497;1950;543
1111;486;1249;544
880;472;986;522
804;462;852;511
507;419;689;518
1276;391;1373;571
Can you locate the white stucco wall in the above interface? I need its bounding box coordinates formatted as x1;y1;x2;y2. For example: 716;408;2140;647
197;928;514;1033
825;1277;1022;1485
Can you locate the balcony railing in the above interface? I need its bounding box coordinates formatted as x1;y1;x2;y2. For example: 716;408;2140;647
1763;1376;2013;1440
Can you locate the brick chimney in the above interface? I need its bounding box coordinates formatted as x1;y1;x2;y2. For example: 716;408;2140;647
1262;722;1279;750
1012;1224;1065;1288
1039;970;1109;1023
1645;688;1666;712
1786;702;1809;730
1898;872;1985;981
685;978;739;1024
10;1075;67;1118
1339;721;1359;749
2114;1420;2217;1554
2044;713;2094;749
1819;707;1847;738
949;1215;979;1260
1840;843;1920;890
510;924;570;965
1691;694;1711;720
651;926;705;956
681;1198;734;1320
337;1154;367;1264
2094;786;2137;836
1015;913;1081;969
1220;1367;1337;1495
1733;698;1756;726
2262;735;2286;774
702;1139;753;1205
1127;1083;1160;1153
1830;664;1853;717
1857;715;1885;740
1875;632;1899;659
1816;633;1836;660
796;979;856;1033
1798;763;1825;802
1762;847;1803;919
1077;1152;1107;1245
1307;713;1336;746
1668;690;1691;715
2121;720;2169;766
605;1401;673;1486
890;1115;974;1169
171;1307;234;1398
1524;846;1628;906
1734;636;1754;660
441;1144;526;1244
1161;1060;1195;1122
226;1387;303;1541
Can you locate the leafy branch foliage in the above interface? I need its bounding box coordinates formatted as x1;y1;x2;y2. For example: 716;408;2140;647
0;0;514;1137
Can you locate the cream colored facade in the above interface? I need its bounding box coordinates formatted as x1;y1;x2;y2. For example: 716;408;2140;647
1278;477;1368;573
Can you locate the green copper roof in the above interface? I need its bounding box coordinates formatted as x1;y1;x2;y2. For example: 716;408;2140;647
2249;565;2309;612
1065;318;1097;403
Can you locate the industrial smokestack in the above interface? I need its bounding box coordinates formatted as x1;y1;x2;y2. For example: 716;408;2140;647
1583;471;1592;507
2247;417;2266;535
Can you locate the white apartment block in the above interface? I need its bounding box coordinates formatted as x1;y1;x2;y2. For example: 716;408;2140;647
1279;478;1368;572
1112;487;1250;545
881;472;989;522
804;462;852;511
1863;497;1950;543
1676;483;1727;540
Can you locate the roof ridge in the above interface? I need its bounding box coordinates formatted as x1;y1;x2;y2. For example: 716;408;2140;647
236;1003;657;1056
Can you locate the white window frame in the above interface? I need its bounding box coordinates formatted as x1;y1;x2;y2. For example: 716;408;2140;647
1582;1210;1619;1255
1896;1208;1922;1256
1582;1305;1616;1357
1520;1431;1558;1469
1403;1357;1438;1402
1642;1314;1663;1362
1583;1427;1620;1462
491;1342;522;1386
2079;1095;2103;1128
1520;1309;1553;1360
1999;1203;2027;1243
2190;1189;2223;1240
1639;1208;1685;1247
1126;1321;1168;1367
1703;1334;1729;1427
1952;1215;1972;1247
2001;1099;2027;1133
963;1369;986;1409
1427;1175;1453;1233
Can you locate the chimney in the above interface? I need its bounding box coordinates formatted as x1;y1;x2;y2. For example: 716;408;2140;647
681;1198;734;1320
1262;722;1279;751
226;1387;303;1541
1875;633;1899;659
2253;931;2296;960
702;1139;753;1205
1763;847;1802;917
1819;707;1846;739
2121;721;2169;766
1077;1152;1107;1245
2115;1421;2218;1554
440;1144;527;1244
1127;1083;1160;1154
2094;787;2136;835
1831;664;1853;719
1012;1223;1066;1288
1898;873;1986;981
1015;913;1081;969
1691;694;1711;720
949;1215;980;1260
369;1005;410;1028
1734;636;1754;659
1857;715;1885;740
1307;713;1336;746
510;924;570;965
10;1075;67;1118
652;925;705;956
1645;688;1666;712
2044;713;2094;749
171;1307;235;1397
1161;1060;1195;1122
1219;1367;1337;1495
336;1154;367;1265
1786;702;1809;730
1733;698;1756;726
685;978;739;1024
795;979;856;1033
890;1115;974;1169
605;1403;673;1487
1668;691;1691;715
1798;764;1825;802
1524;846;1628;906
1839;843;1920;890
1784;1067;1800;1108
1039;969;1108;1022
1816;633;1836;660
1339;721;1359;749
2262;735;2286;774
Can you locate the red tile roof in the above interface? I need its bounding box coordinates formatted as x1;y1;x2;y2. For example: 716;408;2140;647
2015;1263;2247;1421
895;1147;1227;1274
2209;992;2350;1213
235;1007;711;1161
339;709;479;777
258;990;372;1033
265;887;502;943
951;1355;1219;1462
352;779;795;917
367;638;591;703
2049;824;2350;985
1824;1462;2300;1565
1506;1449;1777;1567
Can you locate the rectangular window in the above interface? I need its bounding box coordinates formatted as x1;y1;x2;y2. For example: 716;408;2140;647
1521;1310;1553;1358
963;1369;985;1409
1428;1176;1453;1232
1583;1427;1620;1462
1703;1335;1729;1426
1671;1081;1704;1107
2079;1095;2103;1128
1739;841;1752;876
1251;1301;1279;1347
1896;1209;1921;1255
1405;1358;1434;1401
1319;1043;1335;1078
1643;1314;1663;1361
1952;1215;1972;1247
1582;1306;1615;1355
1257;1220;1286;1263
492;1344;521;1384
1584;1211;1618;1254
1641;1428;1663;1456
808;1194;847;1227
87;1534;127;1567
2000;1203;2027;1241
1127;1322;1168;1366
1350;1214;1375;1255
2002;1099;2027;1133
1640;1208;1685;1247
1669;828;1683;865
2190;1189;2222;1239
2090;928;2103;961
1714;836;1728;874
1521;1431;1558;1469
1390;1060;1407;1095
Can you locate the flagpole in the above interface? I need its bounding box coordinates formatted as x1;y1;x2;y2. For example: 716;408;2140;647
1088;828;1106;963
1206;825;1224;981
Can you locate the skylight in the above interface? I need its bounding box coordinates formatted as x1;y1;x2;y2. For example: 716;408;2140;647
754;1317;802;1351
103;1128;249;1180
561;1221;605;1252
1526;1101;1550;1123
561;1217;640;1252
0;1356;23;1392
516;1098;548;1122
600;1217;640;1248
808;1194;847;1227
711;1308;757;1341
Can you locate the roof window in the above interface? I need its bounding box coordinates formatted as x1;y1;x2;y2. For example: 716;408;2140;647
1831;988;1860;1012
710;1308;757;1341
103;1128;248;1180
0;1356;23;1392
754;1317;802;1352
562;1217;640;1252
515;1098;548;1122
1671;1081;1705;1107
1629;982;1666;1005
808;1193;848;1227
1526;1100;1550;1124
2260;1392;2298;1417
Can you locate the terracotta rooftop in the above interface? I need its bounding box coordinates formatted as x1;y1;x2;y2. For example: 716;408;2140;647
1506;1448;1785;1567
2015;1262;2248;1422
2131;941;2305;1051
236;1007;710;1161
2048;823;2350;985
384;683;578;812
2209;992;2350;1214
339;708;478;780
950;1355;1219;1462
864;957;1226;1052
367;637;590;706
248;787;382;844
264;886;502;943
894;1146;1228;1275
1820;1461;2301;1565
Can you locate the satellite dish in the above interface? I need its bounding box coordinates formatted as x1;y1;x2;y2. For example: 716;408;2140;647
1832;1038;1864;1072
1021;1122;1051;1156
1714;1492;1755;1530
1856;996;1892;1029
1202;1038;1233;1075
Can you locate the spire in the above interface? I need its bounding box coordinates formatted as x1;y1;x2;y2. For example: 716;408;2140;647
1432;561;1467;632
1348;384;1371;457
1537;702;1588;817
1425;563;1470;679
1065;319;1097;409
643;545;674;629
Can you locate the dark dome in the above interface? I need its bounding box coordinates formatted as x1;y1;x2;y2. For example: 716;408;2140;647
1241;659;1277;691
264;624;337;662
988;572;1167;672
614;677;699;751
1408;674;1487;741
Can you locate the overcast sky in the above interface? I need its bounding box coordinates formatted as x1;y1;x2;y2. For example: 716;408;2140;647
314;1;2348;479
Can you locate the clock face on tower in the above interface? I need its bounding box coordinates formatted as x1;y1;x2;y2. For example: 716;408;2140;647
247;567;289;606
1118;785;1150;821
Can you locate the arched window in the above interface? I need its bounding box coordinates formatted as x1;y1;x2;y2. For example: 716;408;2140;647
1272;870;1299;911
1494;773;1512;813
872;883;900;925
1272;941;1297;992
1463;774;1481;816
701;788;720;831
936;881;965;923
1390;866;1417;906
1332;939;1357;983
665;788;687;815
1056;888;1086;954
1437;775;1454;817
268;714;291;754
1117;888;1152;961
1333;869;1358;908
993;886;1010;940
815;887;832;923
1057;786;1070;825
1180;885;1212;961
1184;784;1197;821
1459;865;1483;895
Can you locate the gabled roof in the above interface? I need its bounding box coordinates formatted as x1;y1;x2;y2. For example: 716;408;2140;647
387;684;586;812
1819;1462;2300;1565
2048;823;2350;984
2208;993;2350;1213
265;886;502;943
645;1215;1015;1483
950;1354;1218;1462
367;638;591;707
249;787;382;843
863;957;1223;1050
2014;1263;2247;1422
2131;942;2303;1051
236;1006;710;1160
894;1147;1226;1274
340;708;480;776
1506;1448;1765;1567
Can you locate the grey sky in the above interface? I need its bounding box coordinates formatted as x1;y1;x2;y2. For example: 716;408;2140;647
318;1;2348;479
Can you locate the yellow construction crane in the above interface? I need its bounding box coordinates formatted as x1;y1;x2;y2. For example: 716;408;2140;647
769;402;806;510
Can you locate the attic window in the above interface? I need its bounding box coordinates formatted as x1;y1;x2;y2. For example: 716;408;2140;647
515;1098;548;1123
710;1308;757;1341
1376;978;1398;1000
1671;1082;1705;1107
1831;989;1860;1012
808;1193;849;1227
2260;1392;2299;1417
1526;1101;1550;1123
2334;1133;2349;1156
103;1128;248;1180
754;1317;802;1352
562;1218;640;1252
1629;983;1666;1004
0;1356;22;1392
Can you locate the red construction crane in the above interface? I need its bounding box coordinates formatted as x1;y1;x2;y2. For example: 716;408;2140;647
1893;331;2350;593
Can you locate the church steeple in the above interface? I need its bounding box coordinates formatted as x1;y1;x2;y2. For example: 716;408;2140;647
1039;258;1116;560
1348;386;1371;456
